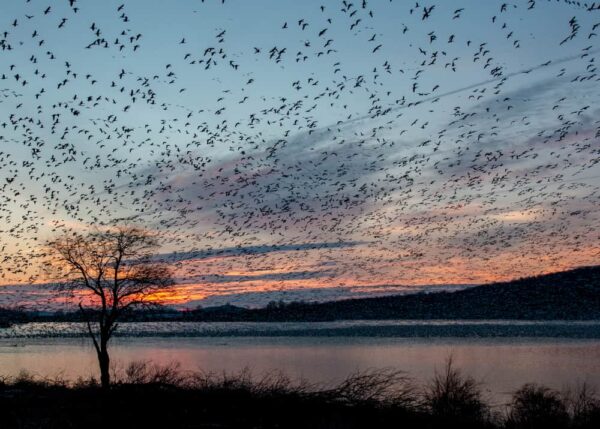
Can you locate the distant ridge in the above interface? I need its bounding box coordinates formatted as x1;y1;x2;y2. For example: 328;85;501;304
2;266;599;323
189;265;600;321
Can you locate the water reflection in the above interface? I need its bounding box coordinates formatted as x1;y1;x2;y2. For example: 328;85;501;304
1;336;599;403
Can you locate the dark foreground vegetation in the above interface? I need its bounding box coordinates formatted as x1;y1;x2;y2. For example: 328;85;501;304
1;360;599;429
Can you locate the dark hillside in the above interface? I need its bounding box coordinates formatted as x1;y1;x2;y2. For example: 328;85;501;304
188;266;600;321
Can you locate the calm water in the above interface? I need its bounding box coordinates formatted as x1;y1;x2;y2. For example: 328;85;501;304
1;321;599;403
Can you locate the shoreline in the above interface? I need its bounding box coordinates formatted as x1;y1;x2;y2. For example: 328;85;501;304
3;320;600;339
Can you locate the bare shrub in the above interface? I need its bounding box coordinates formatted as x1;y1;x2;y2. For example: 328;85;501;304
564;382;600;429
187;367;311;398
424;357;489;424
506;383;569;429
331;368;416;408
72;376;98;389
191;367;255;392
13;370;37;387
117;360;186;386
252;370;305;396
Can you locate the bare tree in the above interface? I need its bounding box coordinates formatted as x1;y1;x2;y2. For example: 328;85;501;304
47;226;175;388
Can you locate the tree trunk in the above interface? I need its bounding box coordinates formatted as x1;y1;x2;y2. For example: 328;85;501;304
98;340;110;388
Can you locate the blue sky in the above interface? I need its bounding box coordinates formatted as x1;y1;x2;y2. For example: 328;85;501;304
0;0;599;305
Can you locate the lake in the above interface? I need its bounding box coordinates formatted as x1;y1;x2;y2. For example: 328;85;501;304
1;320;599;404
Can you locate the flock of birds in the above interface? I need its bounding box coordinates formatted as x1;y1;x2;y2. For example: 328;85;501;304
0;0;599;307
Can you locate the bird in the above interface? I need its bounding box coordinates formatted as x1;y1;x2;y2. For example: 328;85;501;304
0;0;597;317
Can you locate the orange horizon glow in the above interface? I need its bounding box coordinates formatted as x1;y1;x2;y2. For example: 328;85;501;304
2;243;598;308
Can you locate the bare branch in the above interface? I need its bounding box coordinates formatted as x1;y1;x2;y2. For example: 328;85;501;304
46;225;175;387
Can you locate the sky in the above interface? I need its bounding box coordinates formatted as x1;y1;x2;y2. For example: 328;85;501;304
0;0;599;308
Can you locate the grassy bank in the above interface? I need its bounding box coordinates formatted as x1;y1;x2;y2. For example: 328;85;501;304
0;360;599;429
